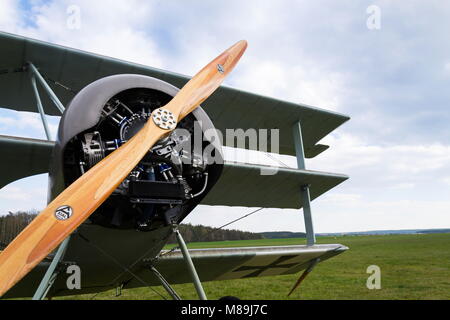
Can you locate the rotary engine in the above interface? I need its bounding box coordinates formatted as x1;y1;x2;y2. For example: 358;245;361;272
61;87;221;231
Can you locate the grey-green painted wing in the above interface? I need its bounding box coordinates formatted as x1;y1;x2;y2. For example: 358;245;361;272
0;135;53;189
3;242;347;298
145;244;347;285
0;138;347;209
0;31;349;157
202;162;348;209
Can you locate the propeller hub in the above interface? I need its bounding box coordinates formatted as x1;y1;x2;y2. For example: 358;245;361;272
151;108;177;130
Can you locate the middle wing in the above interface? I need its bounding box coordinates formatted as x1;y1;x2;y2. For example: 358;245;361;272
0;137;347;209
202;162;347;209
0;135;53;189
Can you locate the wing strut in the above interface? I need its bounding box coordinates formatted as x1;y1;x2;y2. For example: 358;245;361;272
149;265;182;300
29;70;53;141
173;227;207;300
27;60;69;299
27;62;65;114
287;258;320;296
31;236;71;300
293;121;316;246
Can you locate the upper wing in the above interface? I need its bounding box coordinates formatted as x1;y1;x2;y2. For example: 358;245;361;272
0;31;349;158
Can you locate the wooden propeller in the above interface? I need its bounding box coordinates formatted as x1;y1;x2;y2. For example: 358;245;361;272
0;40;247;297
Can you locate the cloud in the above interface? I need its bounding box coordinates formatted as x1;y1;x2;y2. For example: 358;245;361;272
0;109;60;139
0;186;29;201
1;0;164;68
321;193;362;204
312;133;450;175
388;183;415;190
0;0;18;30
0;174;48;215
314;196;450;232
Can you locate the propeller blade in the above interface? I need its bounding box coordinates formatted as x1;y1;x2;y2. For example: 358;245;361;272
0;40;247;297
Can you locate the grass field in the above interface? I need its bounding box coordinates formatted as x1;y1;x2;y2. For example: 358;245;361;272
61;233;450;300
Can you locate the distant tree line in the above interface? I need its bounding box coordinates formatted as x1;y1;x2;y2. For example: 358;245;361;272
0;210;38;249
166;223;263;243
260;231;306;239
0;210;263;248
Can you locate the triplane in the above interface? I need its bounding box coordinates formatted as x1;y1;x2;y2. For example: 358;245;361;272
0;31;349;299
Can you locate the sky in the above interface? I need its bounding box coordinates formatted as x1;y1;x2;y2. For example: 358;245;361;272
0;0;449;233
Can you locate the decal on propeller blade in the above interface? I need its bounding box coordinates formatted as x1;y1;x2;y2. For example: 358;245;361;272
54;205;73;221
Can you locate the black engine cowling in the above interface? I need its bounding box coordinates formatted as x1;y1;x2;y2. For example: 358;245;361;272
49;74;223;231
